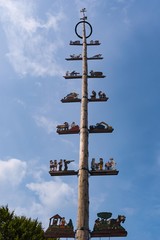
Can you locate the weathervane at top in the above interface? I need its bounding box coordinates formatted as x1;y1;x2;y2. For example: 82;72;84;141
75;8;92;39
80;8;87;20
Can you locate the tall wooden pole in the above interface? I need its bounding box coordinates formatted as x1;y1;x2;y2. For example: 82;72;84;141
76;16;90;240
44;8;128;240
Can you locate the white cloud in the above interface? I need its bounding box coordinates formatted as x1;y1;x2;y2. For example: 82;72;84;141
26;180;76;209
0;157;76;228
14;98;26;108
34;115;57;134
0;0;65;76
0;158;27;186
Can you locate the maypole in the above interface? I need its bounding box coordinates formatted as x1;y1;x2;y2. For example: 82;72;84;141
76;9;90;240
44;8;128;240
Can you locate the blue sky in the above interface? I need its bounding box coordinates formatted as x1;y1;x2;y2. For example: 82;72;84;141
0;0;160;239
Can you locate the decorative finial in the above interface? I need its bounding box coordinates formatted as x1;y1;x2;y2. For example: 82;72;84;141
80;8;87;20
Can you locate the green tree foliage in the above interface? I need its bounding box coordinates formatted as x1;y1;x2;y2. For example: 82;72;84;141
0;205;45;240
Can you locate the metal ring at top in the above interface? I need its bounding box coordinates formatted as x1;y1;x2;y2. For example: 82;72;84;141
75;21;92;39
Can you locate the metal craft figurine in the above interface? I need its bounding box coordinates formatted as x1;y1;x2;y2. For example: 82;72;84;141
91;212;127;237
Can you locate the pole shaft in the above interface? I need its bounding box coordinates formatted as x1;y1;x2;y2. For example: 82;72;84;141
76;21;89;240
